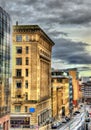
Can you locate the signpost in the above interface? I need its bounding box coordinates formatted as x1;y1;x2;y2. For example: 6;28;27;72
29;108;35;113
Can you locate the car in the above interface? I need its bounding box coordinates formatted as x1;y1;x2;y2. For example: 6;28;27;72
51;123;57;129
65;116;70;121
73;112;78;115
73;111;80;115
85;118;90;122
75;111;80;114
80;104;83;107
61;118;67;123
51;121;62;129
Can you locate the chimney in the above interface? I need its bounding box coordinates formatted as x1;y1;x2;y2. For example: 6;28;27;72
16;21;18;26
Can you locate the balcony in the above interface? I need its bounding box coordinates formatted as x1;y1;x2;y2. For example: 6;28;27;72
12;97;24;105
13;76;24;79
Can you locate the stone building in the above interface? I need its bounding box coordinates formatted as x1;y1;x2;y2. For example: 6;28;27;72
11;23;54;129
51;70;71;119
68;68;79;109
0;7;11;130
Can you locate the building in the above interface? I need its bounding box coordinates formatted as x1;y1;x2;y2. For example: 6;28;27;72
51;70;72;119
68;68;79;109
80;77;91;104
79;76;91;102
11;23;54;129
0;7;11;130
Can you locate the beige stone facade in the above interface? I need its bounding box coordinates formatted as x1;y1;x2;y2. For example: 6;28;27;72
52;76;69;120
11;25;54;128
68;68;79;108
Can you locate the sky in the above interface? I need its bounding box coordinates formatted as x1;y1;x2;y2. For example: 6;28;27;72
1;0;91;76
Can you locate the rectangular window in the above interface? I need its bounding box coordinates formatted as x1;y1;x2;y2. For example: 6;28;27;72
57;78;62;83
15;106;21;112
26;69;28;77
16;35;22;42
16;69;22;77
26;46;29;54
26;57;29;65
25;106;28;112
16;95;21;98
16;47;22;54
25;80;28;88
25;92;28;100
26;35;29;42
16;58;22;65
16;82;22;88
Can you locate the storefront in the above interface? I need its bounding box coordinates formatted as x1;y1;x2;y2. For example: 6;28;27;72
10;115;30;128
38;109;51;126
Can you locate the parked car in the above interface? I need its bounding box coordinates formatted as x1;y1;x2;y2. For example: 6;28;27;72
73;111;80;115
61;118;67;123
51;121;62;129
75;111;80;114
73;112;78;115
80;104;83;107
85;118;90;122
65;116;70;121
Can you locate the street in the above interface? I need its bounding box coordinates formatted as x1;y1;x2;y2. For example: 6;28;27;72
51;105;87;130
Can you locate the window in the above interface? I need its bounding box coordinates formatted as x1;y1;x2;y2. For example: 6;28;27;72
16;58;22;65
57;78;62;83
16;95;21;98
26;35;29;42
51;79;54;83
25;80;28;88
16;82;22;88
26;46;29;54
16;35;22;42
25;106;28;112
26;69;28;77
25;92;28;100
16;69;22;77
16;47;22;54
15;106;21;112
26;57;29;65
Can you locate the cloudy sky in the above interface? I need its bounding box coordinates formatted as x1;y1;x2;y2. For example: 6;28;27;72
1;0;91;75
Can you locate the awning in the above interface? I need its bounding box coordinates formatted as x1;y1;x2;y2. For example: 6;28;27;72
10;114;31;117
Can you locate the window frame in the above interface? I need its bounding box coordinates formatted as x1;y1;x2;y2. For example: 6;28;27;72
16;58;22;65
16;47;22;54
16;69;22;77
16;35;22;42
15;106;21;112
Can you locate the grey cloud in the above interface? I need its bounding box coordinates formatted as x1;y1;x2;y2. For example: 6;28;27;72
1;0;91;25
47;31;68;38
52;38;91;64
1;0;91;66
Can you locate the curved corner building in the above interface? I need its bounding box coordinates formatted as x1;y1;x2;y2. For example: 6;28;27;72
11;24;54;129
0;7;10;130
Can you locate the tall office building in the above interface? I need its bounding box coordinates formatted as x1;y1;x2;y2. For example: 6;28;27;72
11;24;54;129
0;7;11;130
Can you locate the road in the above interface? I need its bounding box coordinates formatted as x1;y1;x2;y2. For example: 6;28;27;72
58;104;91;130
59;112;84;130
